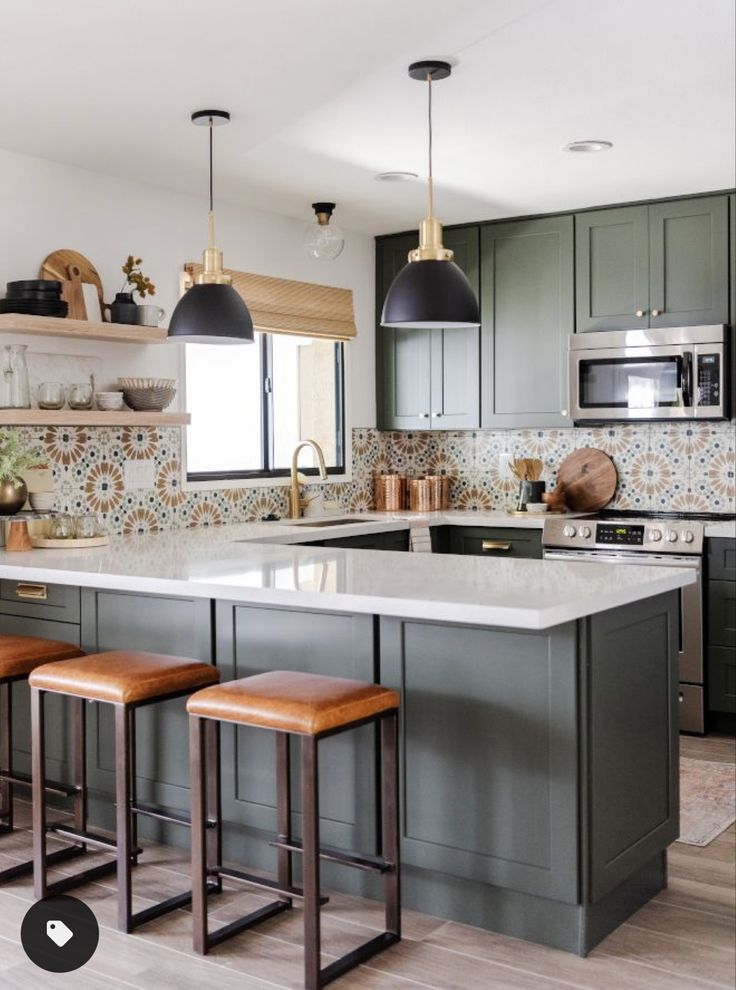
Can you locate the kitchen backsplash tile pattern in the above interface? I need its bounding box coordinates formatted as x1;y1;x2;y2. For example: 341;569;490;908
9;421;735;535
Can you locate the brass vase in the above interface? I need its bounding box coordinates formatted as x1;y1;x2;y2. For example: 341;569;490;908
0;477;28;515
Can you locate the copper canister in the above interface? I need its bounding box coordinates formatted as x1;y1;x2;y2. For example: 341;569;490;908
408;478;432;512
425;475;450;511
374;474;407;512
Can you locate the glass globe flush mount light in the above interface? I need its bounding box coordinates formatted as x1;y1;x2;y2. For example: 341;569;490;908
168;109;254;344
303;202;345;261
381;61;480;330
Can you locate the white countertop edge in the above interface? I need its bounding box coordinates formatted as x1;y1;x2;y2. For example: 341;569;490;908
0;557;695;631
704;520;736;539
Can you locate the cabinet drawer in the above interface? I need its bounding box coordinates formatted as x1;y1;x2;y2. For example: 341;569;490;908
708;538;736;581
0;580;80;623
448;527;543;559
707;580;736;647
708;646;736;714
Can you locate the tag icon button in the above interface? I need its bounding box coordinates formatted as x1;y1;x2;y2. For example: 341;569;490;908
46;920;74;948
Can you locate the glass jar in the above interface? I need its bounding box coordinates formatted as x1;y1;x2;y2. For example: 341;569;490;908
38;382;65;410
66;383;93;410
48;514;76;540
75;514;102;540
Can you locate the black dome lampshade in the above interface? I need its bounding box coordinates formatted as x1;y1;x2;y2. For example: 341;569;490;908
380;61;480;330
168;109;254;344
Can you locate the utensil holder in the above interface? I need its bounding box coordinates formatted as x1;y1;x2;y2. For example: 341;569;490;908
374;474;407;512
425;475;450;511
408;478;432;513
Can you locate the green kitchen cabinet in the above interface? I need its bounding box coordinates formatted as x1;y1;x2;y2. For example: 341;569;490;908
448;526;543;559
481;216;574;427
377;227;480;430
706;538;736;715
577;196;729;331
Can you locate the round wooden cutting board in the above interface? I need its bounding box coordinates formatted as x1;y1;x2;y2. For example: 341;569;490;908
556;447;618;511
39;249;105;312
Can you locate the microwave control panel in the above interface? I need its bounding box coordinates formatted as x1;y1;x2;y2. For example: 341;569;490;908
697;353;721;406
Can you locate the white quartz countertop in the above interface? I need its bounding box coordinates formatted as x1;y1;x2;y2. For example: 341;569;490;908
0;513;695;630
704;520;736;539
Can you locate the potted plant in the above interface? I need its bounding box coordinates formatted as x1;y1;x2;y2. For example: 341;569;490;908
0;429;46;515
108;256;156;325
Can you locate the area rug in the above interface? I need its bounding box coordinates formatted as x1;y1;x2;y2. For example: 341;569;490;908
677;758;736;846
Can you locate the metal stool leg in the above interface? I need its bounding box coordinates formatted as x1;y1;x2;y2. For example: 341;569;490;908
301;735;321;990
0;682;12;832
72;697;87;835
382;711;401;939
31;688;47;899
190;714;209;954
276;731;293;903
128;707;139;865
205;718;221;888
115;704;132;932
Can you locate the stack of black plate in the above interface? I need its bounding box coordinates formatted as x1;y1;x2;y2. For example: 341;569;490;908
0;280;68;317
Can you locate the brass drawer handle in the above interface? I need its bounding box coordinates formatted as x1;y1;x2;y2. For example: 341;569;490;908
15;583;48;601
482;541;512;551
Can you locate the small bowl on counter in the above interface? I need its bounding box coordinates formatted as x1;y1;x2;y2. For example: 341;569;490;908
29;492;55;512
95;391;126;411
524;502;549;515
118;377;176;411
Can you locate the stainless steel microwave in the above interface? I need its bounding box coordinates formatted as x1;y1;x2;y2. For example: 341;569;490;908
569;325;729;422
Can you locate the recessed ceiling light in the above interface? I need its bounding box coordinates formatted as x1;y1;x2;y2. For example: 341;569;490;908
374;171;419;182
563;140;613;153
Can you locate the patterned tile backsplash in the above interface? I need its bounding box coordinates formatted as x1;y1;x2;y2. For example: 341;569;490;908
10;421;736;535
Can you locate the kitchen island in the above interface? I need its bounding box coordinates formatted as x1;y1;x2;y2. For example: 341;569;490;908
0;514;695;955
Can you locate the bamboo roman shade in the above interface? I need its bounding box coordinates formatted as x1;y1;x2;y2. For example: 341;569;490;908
184;264;356;341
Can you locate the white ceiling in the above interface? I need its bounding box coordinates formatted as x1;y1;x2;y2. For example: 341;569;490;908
1;0;734;234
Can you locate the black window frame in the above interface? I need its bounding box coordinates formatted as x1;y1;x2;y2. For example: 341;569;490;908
185;333;346;483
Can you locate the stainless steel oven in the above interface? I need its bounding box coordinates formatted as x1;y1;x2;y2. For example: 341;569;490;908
569;324;728;422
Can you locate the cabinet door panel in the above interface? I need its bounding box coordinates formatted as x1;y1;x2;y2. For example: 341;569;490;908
575;206;649;331
481;216;573;426
649;196;729;327
708;646;736;714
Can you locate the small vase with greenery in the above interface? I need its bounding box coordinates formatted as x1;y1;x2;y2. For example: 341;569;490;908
120;255;156;300
0;429;46;515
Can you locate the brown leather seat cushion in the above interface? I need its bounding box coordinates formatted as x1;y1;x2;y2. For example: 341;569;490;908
29;651;219;705
0;634;84;681
187;670;399;735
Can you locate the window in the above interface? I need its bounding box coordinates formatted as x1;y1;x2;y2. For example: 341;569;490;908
185;334;345;480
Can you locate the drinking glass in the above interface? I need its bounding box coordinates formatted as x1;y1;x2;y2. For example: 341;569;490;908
66;383;93;410
38;382;65;410
48;514;75;540
75;514;102;540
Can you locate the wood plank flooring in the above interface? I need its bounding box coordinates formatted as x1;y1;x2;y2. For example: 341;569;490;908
0;734;733;989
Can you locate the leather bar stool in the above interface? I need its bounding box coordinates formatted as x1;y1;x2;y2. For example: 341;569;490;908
0;634;85;883
187;670;401;990
29;650;220;932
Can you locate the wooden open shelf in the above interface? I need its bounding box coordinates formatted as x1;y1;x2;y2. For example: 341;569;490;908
0;410;189;426
0;313;168;344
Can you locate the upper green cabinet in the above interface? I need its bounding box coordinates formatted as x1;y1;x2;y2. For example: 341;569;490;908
376;227;480;430
481;215;573;428
576;196;729;331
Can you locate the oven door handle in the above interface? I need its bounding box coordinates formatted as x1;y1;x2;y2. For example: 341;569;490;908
681;351;693;407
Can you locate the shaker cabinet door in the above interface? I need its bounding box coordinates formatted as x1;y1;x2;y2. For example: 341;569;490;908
481;215;573;427
648;196;729;328
575;206;650;331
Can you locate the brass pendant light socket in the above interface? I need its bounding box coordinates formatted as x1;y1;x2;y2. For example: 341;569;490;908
409;217;454;262
312;202;336;226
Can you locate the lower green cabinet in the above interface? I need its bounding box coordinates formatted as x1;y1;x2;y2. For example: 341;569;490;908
706;538;736;715
448;526;543;559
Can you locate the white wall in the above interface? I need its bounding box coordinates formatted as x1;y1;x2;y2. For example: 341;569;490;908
0;146;376;426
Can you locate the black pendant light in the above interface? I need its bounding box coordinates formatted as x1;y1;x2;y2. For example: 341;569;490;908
168;110;254;344
381;62;480;329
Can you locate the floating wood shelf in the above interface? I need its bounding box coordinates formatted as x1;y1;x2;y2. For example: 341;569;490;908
0;313;168;344
0;410;190;426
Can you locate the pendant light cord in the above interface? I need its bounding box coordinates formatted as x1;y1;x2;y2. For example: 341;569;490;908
427;71;434;218
208;116;215;247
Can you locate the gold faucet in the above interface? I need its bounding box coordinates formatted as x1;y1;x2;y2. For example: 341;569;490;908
288;439;328;519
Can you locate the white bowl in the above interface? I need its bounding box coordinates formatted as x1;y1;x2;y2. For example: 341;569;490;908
525;502;549;514
95;391;125;411
29;492;55;512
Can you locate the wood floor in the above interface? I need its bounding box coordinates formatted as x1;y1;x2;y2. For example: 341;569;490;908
0;734;734;990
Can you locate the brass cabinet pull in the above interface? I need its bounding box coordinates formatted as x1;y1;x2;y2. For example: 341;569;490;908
15;583;48;601
651;308;662;316
482;541;512;551
635;309;646;317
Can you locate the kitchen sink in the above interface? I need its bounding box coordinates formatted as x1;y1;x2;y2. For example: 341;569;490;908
289;517;377;528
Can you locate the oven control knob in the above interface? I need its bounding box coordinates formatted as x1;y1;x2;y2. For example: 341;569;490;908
682;530;695;544
579;526;592;539
563;525;577;538
666;530;678;543
648;529;663;542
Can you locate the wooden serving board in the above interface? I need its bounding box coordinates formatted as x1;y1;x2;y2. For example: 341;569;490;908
555;448;617;511
32;535;109;549
40;249;105;314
